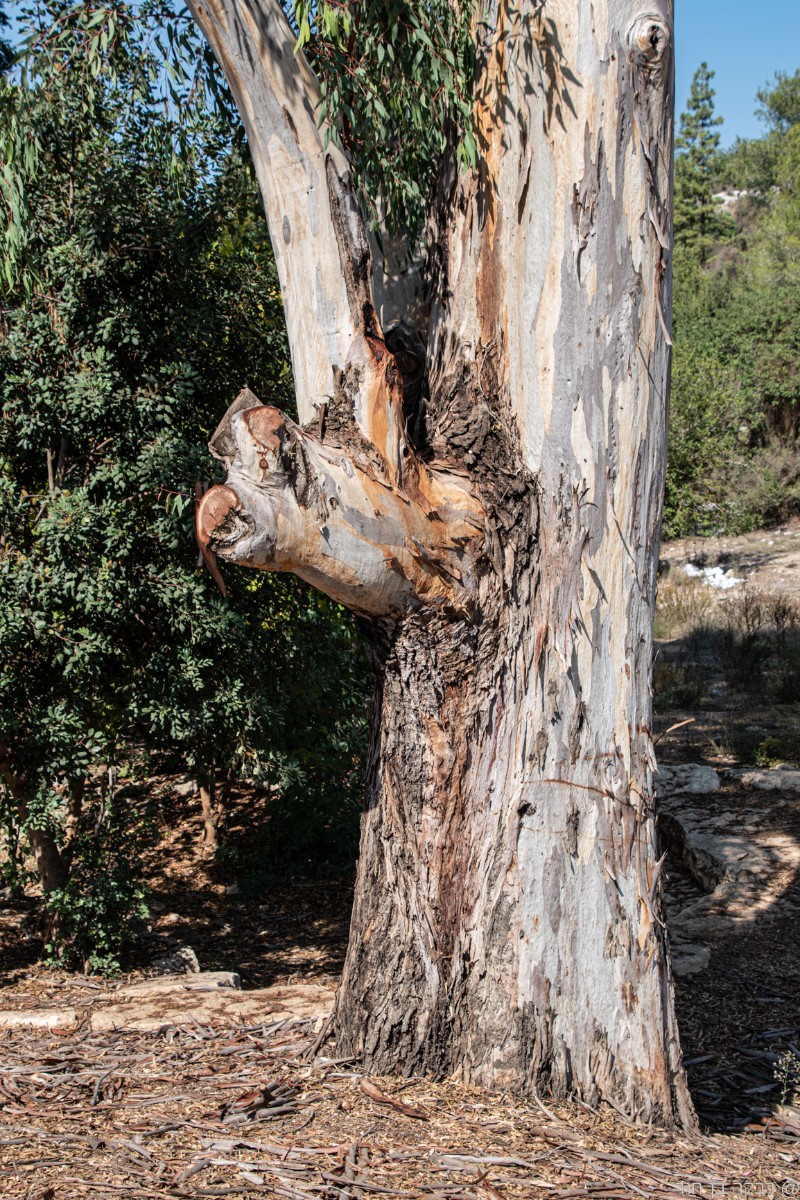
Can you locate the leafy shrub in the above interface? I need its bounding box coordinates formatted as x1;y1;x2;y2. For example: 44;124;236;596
0;1;369;965
652;660;707;710
713;591;769;691
768;644;800;705
43;787;155;973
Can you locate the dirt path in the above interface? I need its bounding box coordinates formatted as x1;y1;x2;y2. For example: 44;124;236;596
660;519;800;595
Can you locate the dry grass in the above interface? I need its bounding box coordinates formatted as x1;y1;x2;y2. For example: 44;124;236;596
654;574;715;642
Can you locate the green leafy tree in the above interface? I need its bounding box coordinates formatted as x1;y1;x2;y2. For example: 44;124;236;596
290;0;476;236
668;68;800;537
675;63;730;264
0;4;11;74
757;68;800;134
0;0;367;966
719;68;800;193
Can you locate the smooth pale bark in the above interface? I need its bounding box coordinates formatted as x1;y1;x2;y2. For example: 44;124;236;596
191;0;693;1126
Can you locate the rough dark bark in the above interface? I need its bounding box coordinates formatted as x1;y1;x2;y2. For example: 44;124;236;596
189;0;694;1127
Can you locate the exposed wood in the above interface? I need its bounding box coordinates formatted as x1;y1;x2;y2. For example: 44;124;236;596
196;382;485;618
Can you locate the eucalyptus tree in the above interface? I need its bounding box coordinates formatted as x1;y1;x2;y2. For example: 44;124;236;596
190;0;694;1124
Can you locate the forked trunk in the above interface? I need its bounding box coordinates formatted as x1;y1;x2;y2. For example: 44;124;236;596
189;0;694;1125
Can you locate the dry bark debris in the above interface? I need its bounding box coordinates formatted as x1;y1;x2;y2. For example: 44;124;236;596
0;1016;796;1199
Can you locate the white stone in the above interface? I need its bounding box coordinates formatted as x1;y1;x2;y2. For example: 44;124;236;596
173;777;199;797
113;971;241;998
735;767;800;792
671;944;711;977
89;982;334;1033
655;763;721;797
0;1008;78;1030
0;981;335;1036
683;563;744;589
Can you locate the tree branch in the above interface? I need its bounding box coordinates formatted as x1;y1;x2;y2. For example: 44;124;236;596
196;372;485;617
187;0;364;421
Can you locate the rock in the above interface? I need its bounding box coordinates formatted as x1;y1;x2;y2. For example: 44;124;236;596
733;766;800;792
150;945;200;975
683;563;744;589
89;981;333;1033
114;971;241;998
0;1008;78;1031
661;788;800;961
173;776;199;797
671;943;711;977
225;882;240;896
0;980;335;1036
655;763;721;798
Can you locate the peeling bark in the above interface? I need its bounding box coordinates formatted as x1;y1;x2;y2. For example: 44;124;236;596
190;0;694;1127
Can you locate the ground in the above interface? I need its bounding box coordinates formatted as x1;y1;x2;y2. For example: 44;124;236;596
1;528;800;1197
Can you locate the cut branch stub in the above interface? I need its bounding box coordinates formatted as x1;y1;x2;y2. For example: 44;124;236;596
197;378;485;618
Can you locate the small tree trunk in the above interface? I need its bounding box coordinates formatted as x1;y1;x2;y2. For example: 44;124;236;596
26;826;69;895
0;746;70;896
199;763;219;853
62;778;85;867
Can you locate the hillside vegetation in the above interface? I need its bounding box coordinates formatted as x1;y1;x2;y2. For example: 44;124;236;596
668;64;800;537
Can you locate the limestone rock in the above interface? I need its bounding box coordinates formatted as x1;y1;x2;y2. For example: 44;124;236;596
173;776;199;797
0;1008;78;1031
113;971;241;997
655;763;721;798
660;786;800;969
0;979;334;1035
670;943;711;977
150;945;201;975
733;765;800;793
89;981;333;1033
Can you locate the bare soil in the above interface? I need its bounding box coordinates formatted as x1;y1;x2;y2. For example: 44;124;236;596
659;519;800;596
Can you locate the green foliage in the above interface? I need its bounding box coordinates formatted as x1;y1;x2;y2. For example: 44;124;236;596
0;0;240;293
0;3;12;75
667;66;800;538
674;63;733;263
757;69;800;134
0;787;32;892
0;0;369;967
43;785;154;973
290;0;476;236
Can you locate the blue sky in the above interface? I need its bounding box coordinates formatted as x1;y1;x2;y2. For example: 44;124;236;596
676;0;800;145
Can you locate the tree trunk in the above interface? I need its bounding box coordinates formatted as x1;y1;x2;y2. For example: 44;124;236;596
189;0;694;1126
0;745;69;895
0;744;70;946
199;762;219;853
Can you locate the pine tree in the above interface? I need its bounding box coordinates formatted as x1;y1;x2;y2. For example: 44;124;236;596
675;63;727;263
